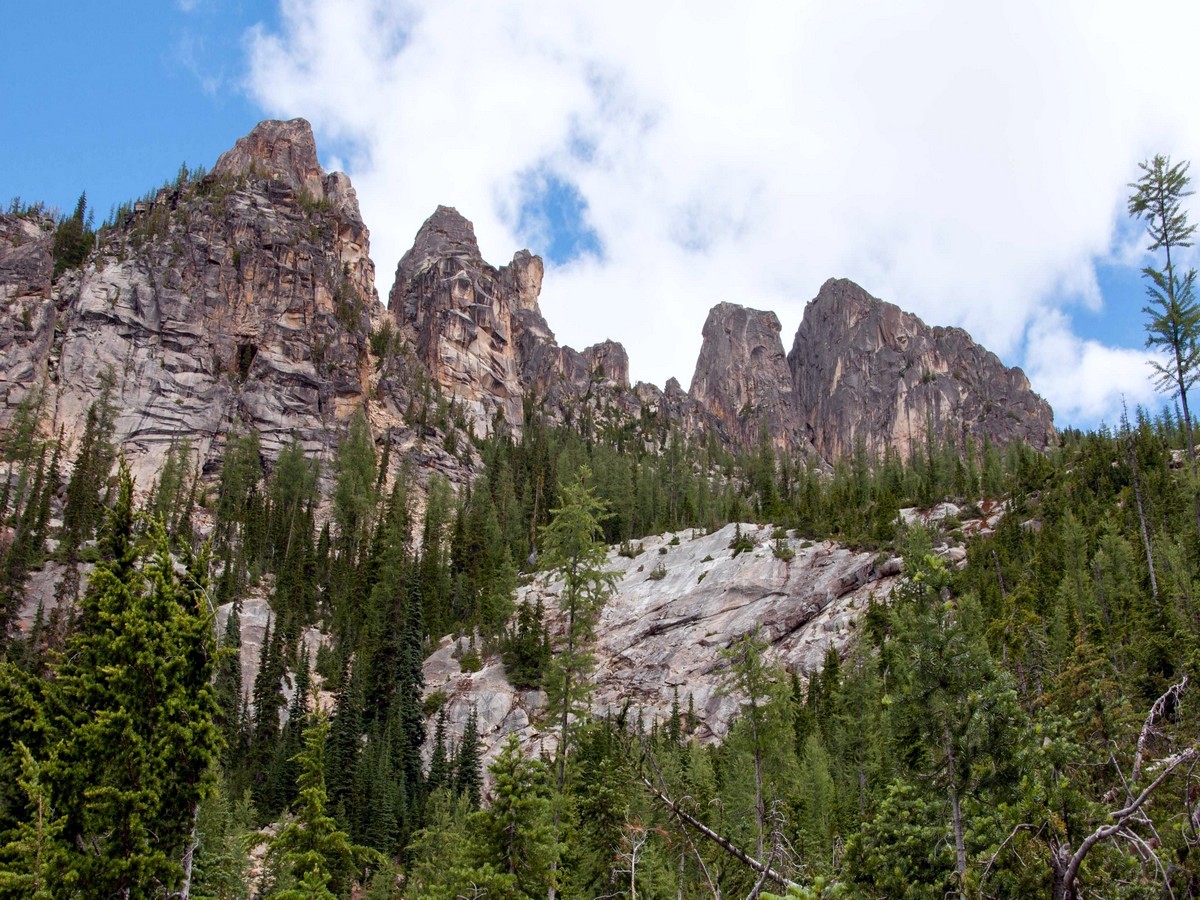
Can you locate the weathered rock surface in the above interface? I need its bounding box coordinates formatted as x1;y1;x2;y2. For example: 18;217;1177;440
213;117;329;204
215;592;329;717
789;278;1055;461
44;119;376;484
689;302;811;453
389;206;529;432
385;211;1053;464
0;213;57;421
387;206;638;438
424;523;900;768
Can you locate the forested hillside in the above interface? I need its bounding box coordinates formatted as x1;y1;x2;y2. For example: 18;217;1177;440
1;133;1198;898
1;390;1198;897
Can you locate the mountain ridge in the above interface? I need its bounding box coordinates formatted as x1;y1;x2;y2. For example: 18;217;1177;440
0;118;1055;480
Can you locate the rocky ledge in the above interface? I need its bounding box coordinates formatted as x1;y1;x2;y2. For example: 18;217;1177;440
423;522;901;770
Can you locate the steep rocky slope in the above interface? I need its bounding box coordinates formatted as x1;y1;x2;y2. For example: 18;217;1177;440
1;115;1060;497
789;278;1054;461
424;523;901;767
0;119;380;486
0;213;56;417
688;302;812;453
2;119;1054;483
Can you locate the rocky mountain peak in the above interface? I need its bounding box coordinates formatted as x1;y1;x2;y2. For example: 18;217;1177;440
387;205;652;438
789;278;1054;460
688;301;810;451
582;340;630;390
212;117;326;201
500;249;543;312
394;205;483;287
808;277;883;328
0;119;381;485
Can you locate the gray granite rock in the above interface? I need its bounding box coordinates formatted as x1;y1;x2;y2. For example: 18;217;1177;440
424;523;901;771
789;278;1055;462
689;302;812;453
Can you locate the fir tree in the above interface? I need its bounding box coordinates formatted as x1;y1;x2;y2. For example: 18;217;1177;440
49;469;221;897
265;712;379;898
471;734;557;895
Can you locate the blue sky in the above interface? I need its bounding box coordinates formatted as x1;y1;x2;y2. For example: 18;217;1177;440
1;2;277;223
5;1;1199;431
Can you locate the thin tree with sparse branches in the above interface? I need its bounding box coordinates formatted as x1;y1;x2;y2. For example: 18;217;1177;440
1128;156;1200;484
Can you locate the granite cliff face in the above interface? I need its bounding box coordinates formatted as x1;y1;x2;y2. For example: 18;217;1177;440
788;278;1054;461
424;522;903;769
386;206;636;437
688;302;812;453
0;213;56;417
1;119;377;484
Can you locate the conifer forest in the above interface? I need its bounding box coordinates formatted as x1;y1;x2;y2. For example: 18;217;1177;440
2;143;1200;899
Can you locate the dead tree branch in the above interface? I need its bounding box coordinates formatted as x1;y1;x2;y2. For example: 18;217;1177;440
640;777;800;893
1133;676;1187;785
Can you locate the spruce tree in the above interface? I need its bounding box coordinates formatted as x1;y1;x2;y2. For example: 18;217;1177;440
265;712;378;898
49;468;221;897
396;578;425;803
454;708;483;809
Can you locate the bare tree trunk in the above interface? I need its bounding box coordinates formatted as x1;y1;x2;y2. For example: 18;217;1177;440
1061;748;1197;899
944;725;968;894
751;703;765;862
178;804;199;900
1125;417;1159;601
642;777;799;892
548;585;576;900
677;833;687;900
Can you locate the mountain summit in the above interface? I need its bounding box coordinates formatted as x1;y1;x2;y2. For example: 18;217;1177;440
0;120;1053;479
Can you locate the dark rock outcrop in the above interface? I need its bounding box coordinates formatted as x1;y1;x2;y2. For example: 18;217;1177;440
688;302;811;452
0;213;56;420
788;278;1054;461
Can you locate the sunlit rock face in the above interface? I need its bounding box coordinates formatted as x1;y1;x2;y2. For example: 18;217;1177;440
387;206;638;438
789;278;1055;462
14;118;376;485
424;523;901;770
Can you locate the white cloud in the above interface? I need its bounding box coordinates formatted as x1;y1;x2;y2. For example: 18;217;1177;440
1023;309;1162;427
244;0;1200;429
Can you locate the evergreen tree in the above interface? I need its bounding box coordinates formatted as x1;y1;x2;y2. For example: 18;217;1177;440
454;708;483;809
427;709;451;796
1128;155;1200;478
49;468;221;898
52;193;93;275
396;577;426;804
539;468;615;899
540;469;616;795
0;742;65;899
470;734;557;896
60;373;117;558
264;712;379;898
213;603;244;772
885;552;1022;895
